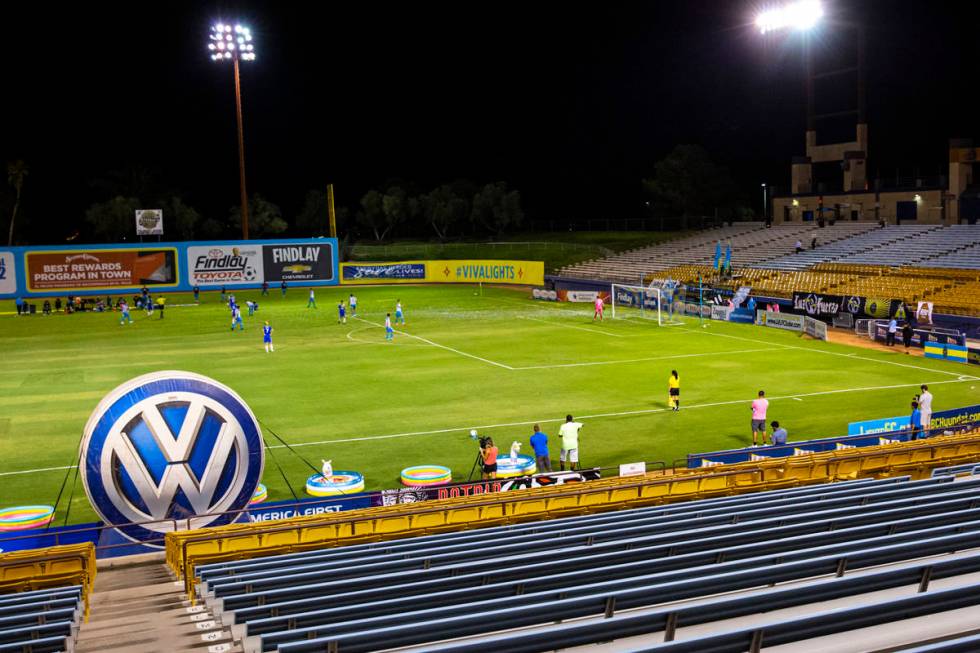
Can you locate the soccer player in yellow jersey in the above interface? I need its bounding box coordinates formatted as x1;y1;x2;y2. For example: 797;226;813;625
668;370;680;411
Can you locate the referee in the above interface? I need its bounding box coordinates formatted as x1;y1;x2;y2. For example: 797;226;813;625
668;370;680;411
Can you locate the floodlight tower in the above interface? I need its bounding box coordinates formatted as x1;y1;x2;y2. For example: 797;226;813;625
208;23;256;240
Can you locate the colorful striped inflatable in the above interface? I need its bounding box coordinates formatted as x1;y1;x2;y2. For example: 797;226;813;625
400;465;452;487
496;454;536;478
305;471;365;497
0;505;55;531
249;484;268;505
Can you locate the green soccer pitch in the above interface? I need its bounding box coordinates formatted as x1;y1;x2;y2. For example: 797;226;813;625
1;285;978;525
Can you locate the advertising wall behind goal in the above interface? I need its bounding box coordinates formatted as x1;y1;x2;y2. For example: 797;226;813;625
1;238;339;298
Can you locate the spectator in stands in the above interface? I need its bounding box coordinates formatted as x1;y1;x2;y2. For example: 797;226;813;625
770;421;788;446
910;401;922;440
558;414;583;471
810;236;818;250
751;391;769;446
668;370;680;411
530;425;551;473
481;437;498;480
918;385;933;437
902;321;914;351
886;317;898;346
795;239;804;254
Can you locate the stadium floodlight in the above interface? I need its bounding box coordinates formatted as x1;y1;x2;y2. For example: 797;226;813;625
208;21;256;239
755;0;824;34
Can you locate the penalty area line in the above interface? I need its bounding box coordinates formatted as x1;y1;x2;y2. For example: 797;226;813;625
511;347;784;370
518;315;628;338
352;316;514;370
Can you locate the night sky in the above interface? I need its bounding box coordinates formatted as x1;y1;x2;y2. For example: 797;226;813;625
1;1;978;241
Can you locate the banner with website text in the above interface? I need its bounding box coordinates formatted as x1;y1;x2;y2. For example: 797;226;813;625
341;260;544;286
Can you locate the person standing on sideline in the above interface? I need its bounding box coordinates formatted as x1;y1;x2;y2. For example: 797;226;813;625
349;293;358;316
261;281;269;296
385;313;394;340
902;321;914;351
263;321;274;353
770;421;788;446
481;437;499;480
395;300;405;324
751;390;769;446
119;300;133;325
910;400;922;440
307;288;317;309
530;424;552;473
220;286;226;303
668;370;680;411
558;414;583;471
338;301;347;324
918;384;933;437
193;285;200;302
281;280;287;296
593;294;604;322
886;317;898;346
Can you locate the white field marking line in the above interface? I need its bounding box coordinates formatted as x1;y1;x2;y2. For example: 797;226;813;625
679;326;980;381
3;377;974;475
518;315;627;338
511;347;784;371
258;377;970;449
344;325;426;347
351;316;514;370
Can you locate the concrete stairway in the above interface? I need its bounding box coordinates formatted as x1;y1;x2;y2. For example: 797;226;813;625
76;553;239;653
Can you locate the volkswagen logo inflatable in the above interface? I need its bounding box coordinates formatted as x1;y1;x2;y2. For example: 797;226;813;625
80;371;264;544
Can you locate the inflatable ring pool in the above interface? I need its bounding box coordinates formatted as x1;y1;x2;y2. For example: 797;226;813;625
400;465;452;487
496;454;537;479
249;484;268;505
305;471;365;497
0;505;55;532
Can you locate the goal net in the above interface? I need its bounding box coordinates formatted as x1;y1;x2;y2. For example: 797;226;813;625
610;282;685;325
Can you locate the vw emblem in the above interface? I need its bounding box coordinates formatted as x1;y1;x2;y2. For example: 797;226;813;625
80;371;264;545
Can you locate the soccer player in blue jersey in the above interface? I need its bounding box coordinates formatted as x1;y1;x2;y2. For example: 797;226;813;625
263;321;274;352
385;313;394;340
231;303;244;331
395;300;405;324
246;300;257;316
338;301;347;324
119;300;133;325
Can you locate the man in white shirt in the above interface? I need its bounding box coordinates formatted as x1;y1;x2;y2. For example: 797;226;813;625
918;384;933;437
886;318;897;346
558;414;583;471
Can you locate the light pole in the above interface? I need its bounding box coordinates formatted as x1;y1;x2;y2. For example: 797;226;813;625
208;23;256;240
761;183;768;221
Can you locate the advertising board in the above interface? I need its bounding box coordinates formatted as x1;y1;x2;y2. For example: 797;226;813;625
26;248;178;292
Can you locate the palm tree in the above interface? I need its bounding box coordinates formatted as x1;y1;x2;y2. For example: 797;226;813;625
7;160;28;246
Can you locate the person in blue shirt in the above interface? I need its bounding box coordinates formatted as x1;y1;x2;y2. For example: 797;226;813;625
307;288;317;309
529;425;551;473
119;300;133;325
231;303;243;331
770;421;788;446
910;400;922;439
338;301;347;324
246;300;258;316
193;285;200;302
263;321;274;353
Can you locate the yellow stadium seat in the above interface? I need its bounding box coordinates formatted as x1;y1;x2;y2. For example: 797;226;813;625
410;512;447;530
669;478;700;495
299;524;339;543
834;458;862;480
375;516;412;534
545;495;580;511
510;500;548;516
640;483;671;499
446;507;480;524
609;487;640;502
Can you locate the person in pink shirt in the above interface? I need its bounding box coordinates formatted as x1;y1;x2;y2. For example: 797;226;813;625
593;295;604;322
751;390;769;446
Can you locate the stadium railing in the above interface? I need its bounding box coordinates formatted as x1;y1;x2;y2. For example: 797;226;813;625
0;542;96;621
168;430;980;596
229;485;980;653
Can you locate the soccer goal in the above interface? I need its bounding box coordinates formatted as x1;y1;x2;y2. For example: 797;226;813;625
610;283;685;325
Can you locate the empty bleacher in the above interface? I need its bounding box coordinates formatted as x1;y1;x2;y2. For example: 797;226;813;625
194;474;980;652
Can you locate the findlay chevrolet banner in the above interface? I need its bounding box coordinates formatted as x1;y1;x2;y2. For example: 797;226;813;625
340;260;545;285
26;248;178;292
187;241;336;286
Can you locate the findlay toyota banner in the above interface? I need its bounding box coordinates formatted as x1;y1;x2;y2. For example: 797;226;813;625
3;238;339;297
26;248;178;292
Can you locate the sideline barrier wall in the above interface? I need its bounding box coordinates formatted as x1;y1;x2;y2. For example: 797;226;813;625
340;260;544;285
0;238;339;299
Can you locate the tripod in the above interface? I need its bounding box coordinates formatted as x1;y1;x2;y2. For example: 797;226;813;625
467;450;484;482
